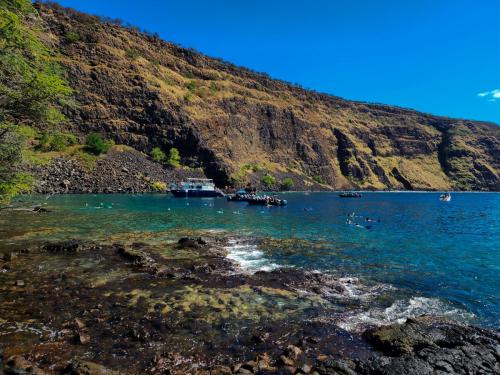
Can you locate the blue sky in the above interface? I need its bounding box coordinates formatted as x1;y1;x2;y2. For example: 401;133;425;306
54;0;500;124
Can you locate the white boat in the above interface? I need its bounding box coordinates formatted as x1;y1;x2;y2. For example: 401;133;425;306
170;178;224;198
440;192;451;202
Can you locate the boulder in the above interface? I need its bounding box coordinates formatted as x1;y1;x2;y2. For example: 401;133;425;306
4;355;48;375
359;316;500;375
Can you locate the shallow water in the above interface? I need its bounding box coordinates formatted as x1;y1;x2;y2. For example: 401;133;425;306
1;192;499;328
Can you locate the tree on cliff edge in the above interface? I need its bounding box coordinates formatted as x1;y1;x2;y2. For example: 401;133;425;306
0;0;72;204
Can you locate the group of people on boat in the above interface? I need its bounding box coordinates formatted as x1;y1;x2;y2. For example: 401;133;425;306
247;194;287;206
228;189;287;206
338;191;362;198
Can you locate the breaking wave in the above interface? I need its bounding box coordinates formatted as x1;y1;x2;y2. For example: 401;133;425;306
337;296;475;332
224;238;281;272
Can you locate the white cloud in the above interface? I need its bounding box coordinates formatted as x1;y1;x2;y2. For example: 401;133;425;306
478;89;500;101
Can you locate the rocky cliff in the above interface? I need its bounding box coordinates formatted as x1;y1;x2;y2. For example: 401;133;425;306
35;2;499;191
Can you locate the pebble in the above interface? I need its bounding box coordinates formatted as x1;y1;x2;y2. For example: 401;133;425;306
78;331;91;345
74;318;86;329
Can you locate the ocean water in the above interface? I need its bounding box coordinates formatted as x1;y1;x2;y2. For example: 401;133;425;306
1;192;499;328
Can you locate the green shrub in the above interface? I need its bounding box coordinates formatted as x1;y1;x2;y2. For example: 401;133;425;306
0;172;34;205
125;48;141;60
151;181;167;191
242;163;261;172
280;177;294;190
150;58;161;67
166;147;181;168
209;81;218;93
184;92;193;102
65;133;78;146
37;131;78;152
261;174;277;188
65;31;81;43
185;80;196;91
47;133;67;151
84;133;112;155
151;147;165;163
312;175;325;184
17;125;37;140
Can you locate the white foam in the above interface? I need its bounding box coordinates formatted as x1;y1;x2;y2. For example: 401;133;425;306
309;276;393;302
338;296;475;332
224;239;281;273
0;321;58;340
206;229;226;233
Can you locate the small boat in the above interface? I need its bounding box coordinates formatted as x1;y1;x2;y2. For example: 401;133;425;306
440;192;451;202
338;191;362;198
227;189;251;202
247;195;287;206
170;178;224;198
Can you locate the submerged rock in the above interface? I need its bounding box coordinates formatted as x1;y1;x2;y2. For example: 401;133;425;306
177;237;209;249
43;240;83;253
115;244;158;272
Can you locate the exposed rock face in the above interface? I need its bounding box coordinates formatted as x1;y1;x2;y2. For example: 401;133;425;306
35;3;499;191
312;317;500;375
357;316;500;374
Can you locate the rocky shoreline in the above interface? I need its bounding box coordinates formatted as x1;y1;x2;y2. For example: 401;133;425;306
1;236;499;374
28;148;333;195
29;149;206;194
27;148;496;195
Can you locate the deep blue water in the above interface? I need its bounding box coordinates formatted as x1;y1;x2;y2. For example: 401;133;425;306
1;192;499;327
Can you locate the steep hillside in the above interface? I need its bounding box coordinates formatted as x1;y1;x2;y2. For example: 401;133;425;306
35;2;500;191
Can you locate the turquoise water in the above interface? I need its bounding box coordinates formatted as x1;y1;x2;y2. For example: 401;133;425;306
1;192;499;328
